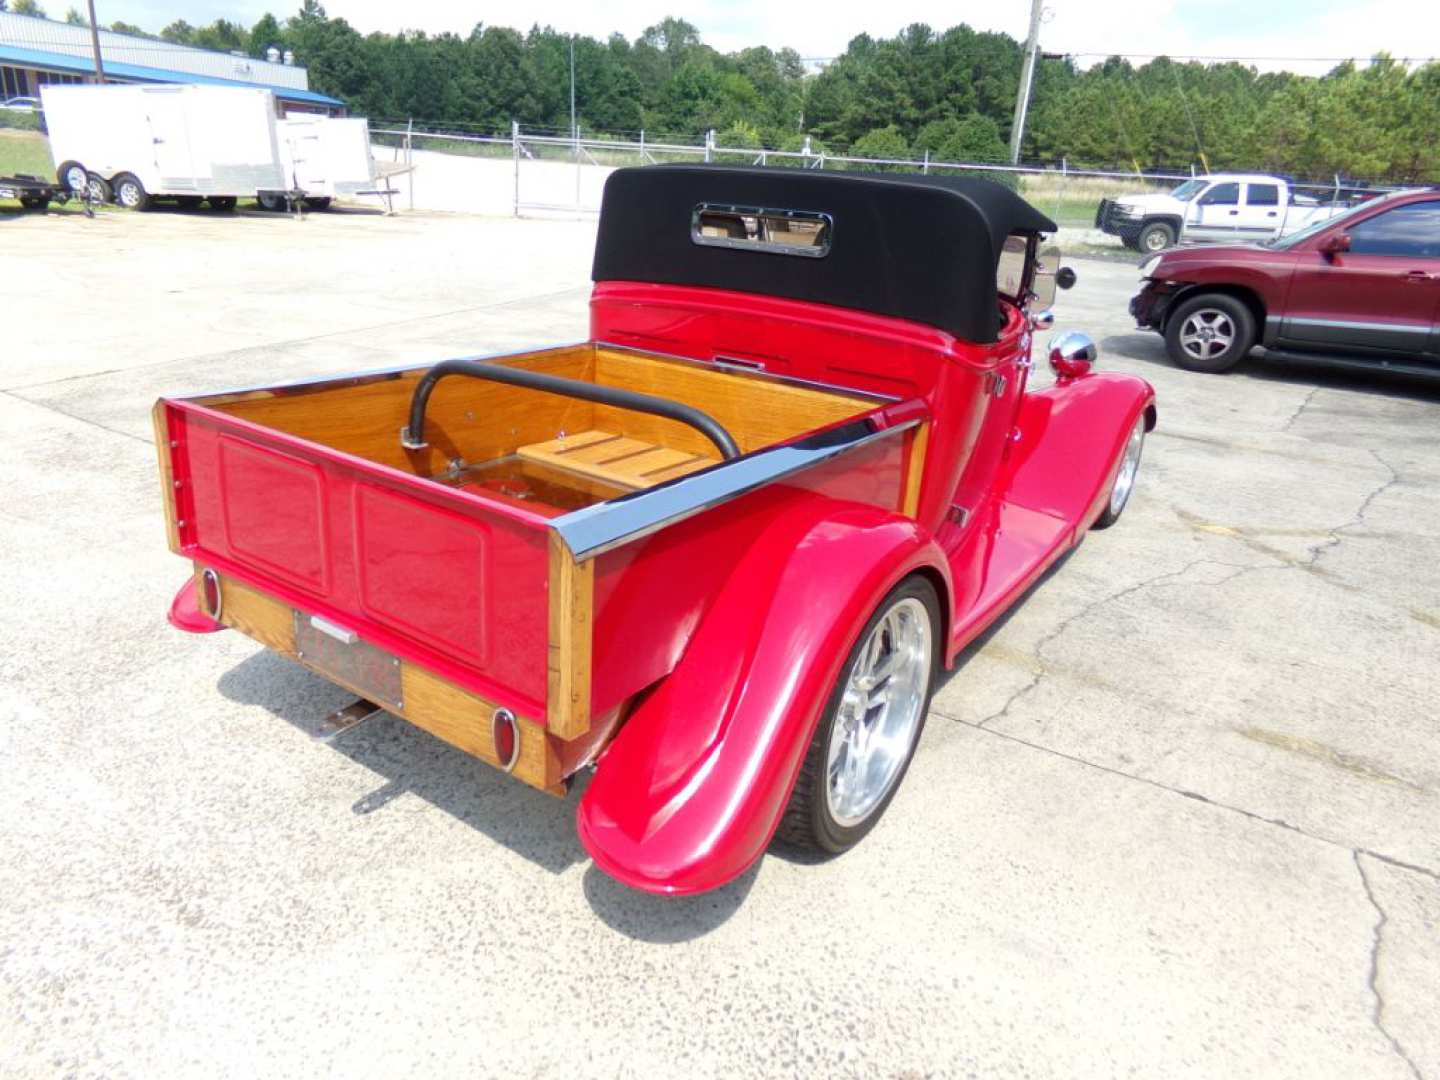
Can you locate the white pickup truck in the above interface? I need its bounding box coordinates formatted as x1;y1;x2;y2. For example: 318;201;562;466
1095;173;1351;252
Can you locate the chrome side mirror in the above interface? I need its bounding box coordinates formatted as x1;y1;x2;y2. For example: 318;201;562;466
1031;243;1062;309
1048;331;1097;379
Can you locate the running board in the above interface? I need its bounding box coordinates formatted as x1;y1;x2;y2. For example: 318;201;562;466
1253;346;1440;380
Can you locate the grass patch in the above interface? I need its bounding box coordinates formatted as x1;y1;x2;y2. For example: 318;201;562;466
0;130;55;179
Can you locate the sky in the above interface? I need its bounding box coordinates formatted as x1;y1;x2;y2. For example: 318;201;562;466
82;0;1440;73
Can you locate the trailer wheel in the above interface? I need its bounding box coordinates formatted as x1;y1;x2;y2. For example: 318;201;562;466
775;575;940;855
303;197;332;211
86;175;112;204
58;160;88;193
256;192;286;212
114;173;151;211
206;196;237;211
1092;417;1146;529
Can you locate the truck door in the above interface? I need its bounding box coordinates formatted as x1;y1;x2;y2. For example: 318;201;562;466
143;89;198;190
1281;198;1440;364
1237;182;1282;241
1185;182;1241;243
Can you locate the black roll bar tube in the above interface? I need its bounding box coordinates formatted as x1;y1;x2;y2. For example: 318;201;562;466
400;358;742;461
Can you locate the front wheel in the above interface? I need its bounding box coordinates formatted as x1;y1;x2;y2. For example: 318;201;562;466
1164;293;1256;373
1092;417;1146;529
1138;220;1177;252
113;173;150;211
775;576;940;855
256;191;287;212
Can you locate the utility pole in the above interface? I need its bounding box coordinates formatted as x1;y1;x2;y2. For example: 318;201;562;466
1008;0;1044;164
86;0;107;83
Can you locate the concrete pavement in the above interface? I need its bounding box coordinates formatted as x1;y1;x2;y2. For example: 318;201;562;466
1;204;1436;1078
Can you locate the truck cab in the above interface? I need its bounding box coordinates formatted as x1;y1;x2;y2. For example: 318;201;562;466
1098;173;1348;252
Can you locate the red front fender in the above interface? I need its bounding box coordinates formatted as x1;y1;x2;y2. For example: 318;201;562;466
576;494;951;895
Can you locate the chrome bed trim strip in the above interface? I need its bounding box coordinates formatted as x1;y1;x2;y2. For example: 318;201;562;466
550;416;918;561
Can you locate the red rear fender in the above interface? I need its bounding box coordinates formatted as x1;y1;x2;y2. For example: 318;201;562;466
576;495;950;895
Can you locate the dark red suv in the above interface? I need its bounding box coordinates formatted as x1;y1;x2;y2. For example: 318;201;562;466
1130;189;1440;378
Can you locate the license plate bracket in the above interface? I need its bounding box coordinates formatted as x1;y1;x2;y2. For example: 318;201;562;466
293;611;403;711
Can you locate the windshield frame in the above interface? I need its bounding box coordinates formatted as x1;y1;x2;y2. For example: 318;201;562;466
1266;192;1406;250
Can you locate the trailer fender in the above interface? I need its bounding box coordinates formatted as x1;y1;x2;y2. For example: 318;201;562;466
576;495;951;895
1002;371;1157;531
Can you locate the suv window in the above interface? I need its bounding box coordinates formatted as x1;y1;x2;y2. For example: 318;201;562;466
1201;183;1240;206
1246;184;1279;207
1346;201;1440;257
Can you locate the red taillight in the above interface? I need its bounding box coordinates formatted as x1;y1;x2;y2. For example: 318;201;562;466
492;708;519;772
200;568;222;620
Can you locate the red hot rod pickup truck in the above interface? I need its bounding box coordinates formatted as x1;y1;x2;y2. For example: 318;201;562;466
156;166;1156;895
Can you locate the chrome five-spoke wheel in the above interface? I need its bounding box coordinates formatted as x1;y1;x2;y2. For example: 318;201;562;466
1178;308;1235;364
826;597;932;826
776;577;940;854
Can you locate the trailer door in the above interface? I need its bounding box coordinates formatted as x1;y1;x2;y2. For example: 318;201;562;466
143;89;199;190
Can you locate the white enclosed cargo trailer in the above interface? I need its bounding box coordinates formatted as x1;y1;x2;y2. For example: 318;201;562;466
265;116;380;210
41;83;288;210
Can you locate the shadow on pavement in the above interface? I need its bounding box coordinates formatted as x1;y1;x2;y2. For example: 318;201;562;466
1104;330;1440;403
217;648;589;877
582;861;757;943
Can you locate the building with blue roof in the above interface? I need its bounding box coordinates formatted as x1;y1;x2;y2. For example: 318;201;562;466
0;11;344;114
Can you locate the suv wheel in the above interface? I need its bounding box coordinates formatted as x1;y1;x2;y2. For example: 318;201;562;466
1138;221;1177;252
1164;293;1256;374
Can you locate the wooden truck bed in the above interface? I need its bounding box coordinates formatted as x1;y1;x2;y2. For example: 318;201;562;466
155;343;927;793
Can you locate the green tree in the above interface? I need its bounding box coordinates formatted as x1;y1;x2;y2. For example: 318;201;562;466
849;125;910;169
63;6;84;25
12;0;46;15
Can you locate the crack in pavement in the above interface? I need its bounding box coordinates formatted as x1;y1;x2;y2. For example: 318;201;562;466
971;557;1255;729
1307;449;1402;570
1354;851;1425;1080
0;388;153;447
936;706;1440;885
1282;386;1320;433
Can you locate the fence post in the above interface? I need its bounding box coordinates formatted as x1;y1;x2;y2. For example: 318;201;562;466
923;149;929;175
640;129;645;165
406;118;414;211
575;124;583;210
705;129;714;163
512;119;520;217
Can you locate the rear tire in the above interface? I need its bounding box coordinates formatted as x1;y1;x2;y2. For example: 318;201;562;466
1164;293;1255;373
1138;220;1177;252
775;575;940;855
113;173;150;211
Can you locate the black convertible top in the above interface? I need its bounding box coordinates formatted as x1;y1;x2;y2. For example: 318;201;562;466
592;165;1057;342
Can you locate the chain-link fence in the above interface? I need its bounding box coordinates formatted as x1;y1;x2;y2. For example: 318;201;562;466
370;122;1393;249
